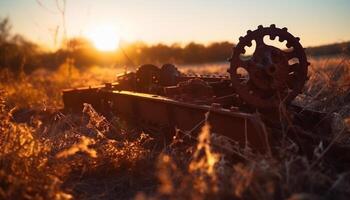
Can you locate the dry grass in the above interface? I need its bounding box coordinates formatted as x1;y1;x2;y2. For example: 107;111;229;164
0;56;349;199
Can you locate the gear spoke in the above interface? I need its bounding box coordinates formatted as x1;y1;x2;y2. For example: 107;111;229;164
284;50;297;60
255;36;265;48
238;59;251;69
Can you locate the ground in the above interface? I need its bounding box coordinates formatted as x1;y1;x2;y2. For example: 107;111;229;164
0;56;349;200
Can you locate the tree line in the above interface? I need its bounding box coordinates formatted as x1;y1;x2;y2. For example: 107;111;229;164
0;17;234;74
0;17;349;75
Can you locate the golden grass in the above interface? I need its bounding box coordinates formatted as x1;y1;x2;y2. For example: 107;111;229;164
0;56;349;199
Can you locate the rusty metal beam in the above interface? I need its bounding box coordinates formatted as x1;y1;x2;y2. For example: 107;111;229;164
63;87;270;153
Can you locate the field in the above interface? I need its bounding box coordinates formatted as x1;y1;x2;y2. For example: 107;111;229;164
0;56;350;200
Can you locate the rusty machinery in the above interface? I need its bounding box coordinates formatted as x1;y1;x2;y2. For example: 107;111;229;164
62;25;335;154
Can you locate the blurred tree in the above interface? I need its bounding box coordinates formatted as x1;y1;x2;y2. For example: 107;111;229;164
306;42;350;57
0;17;11;44
182;42;206;63
0;17;41;74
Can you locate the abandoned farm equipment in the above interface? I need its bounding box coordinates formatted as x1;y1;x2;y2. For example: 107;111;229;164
62;25;346;158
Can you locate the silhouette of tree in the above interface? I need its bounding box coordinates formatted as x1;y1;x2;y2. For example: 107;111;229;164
0;17;11;44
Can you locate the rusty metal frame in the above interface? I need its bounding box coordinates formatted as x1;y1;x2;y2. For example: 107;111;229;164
63;86;270;153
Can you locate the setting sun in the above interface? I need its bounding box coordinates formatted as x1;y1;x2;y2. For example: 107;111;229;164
85;25;120;51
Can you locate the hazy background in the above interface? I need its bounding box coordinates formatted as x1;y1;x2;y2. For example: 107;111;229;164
1;0;349;48
0;0;349;75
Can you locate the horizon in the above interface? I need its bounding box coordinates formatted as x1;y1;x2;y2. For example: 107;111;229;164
0;0;350;50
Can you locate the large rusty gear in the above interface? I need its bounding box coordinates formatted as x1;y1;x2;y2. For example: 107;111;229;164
228;24;310;109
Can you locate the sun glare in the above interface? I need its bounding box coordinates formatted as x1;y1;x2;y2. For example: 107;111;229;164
85;25;120;51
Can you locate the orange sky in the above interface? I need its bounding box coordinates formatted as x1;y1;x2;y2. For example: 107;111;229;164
1;0;349;50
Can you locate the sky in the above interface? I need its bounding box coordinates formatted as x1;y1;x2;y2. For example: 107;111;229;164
0;0;349;49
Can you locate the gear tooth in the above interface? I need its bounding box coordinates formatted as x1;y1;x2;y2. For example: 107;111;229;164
247;30;252;34
258;25;263;29
278;37;284;42
270;24;276;28
239;36;244;41
241;49;246;54
286;42;292;48
282;27;288;31
295;37;300;41
269;35;276;40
